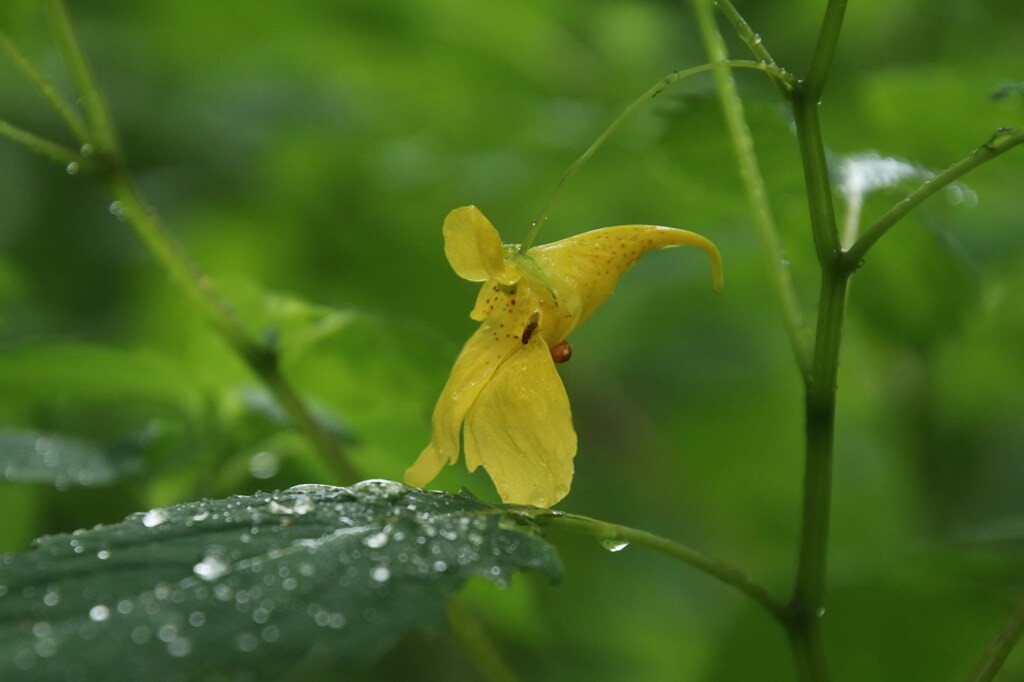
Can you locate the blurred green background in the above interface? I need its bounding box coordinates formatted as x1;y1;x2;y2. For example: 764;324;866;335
2;0;1023;679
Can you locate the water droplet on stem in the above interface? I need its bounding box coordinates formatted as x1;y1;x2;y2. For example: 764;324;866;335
598;538;629;553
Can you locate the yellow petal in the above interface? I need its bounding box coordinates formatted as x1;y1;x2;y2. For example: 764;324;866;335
443;206;518;285
530;225;722;327
404;442;447;489
404;318;522;489
463;337;577;507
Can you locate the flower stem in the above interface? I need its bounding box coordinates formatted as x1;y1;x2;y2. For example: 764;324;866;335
967;597;1024;682
692;0;813;378
532;510;789;624
521;59;794;252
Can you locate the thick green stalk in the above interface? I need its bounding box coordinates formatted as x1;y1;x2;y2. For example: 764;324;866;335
533;510;789;624
789;85;846;645
786;2;849;680
787;267;847;682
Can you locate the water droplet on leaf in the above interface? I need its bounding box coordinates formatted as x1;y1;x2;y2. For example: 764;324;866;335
268;493;315;515
141;508;169;528
193;553;230;581
363;531;389;549
350;479;407;502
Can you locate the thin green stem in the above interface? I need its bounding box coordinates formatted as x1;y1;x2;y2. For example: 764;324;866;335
0;32;90;144
22;0;361;484
0;117;81;166
43;0;119;155
105;165;359;485
532;510;789;624
692;0;813;378
843;127;1024;270
804;0;848;101
714;0;793;96
967;597;1024;682
446;600;521;682
792;92;840;264
103;175;248;349
521;58;793;252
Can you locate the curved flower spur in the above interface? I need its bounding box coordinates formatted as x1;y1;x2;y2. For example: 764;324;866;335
406;206;723;507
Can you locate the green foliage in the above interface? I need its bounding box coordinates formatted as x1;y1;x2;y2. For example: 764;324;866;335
1;0;1023;680
0;482;560;680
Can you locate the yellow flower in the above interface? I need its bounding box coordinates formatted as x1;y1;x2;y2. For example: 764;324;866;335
406;206;722;507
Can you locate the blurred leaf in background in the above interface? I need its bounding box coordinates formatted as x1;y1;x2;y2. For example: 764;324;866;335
1;0;1023;680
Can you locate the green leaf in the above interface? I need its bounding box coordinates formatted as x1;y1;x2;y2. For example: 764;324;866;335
0;429;142;489
0;481;561;679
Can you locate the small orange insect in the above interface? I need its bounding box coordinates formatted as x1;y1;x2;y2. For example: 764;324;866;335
550;341;572;363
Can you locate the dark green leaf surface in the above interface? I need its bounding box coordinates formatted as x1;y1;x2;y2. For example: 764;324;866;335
0;429;142;489
0;481;561;680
